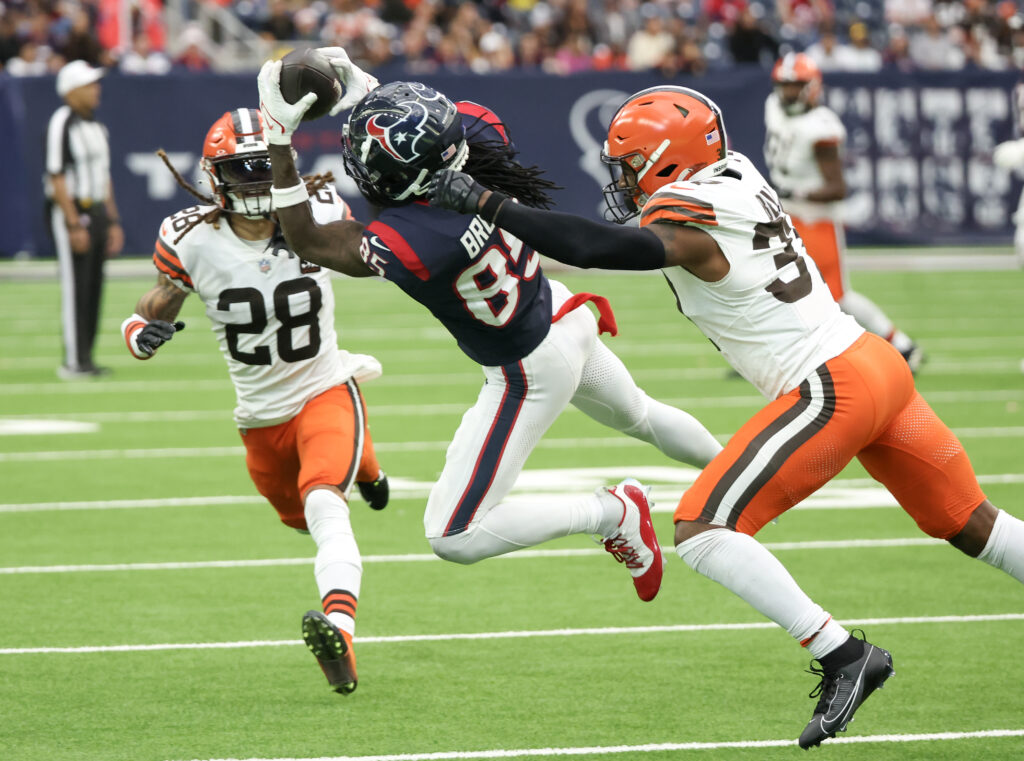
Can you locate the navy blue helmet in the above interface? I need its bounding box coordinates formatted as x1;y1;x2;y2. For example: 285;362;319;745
342;81;468;207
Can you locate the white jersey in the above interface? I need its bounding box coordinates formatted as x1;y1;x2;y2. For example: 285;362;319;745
640;152;864;400
154;187;358;428
763;93;845;223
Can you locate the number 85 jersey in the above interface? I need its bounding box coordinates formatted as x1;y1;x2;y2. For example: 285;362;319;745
154;188;355;427
641;152;863;400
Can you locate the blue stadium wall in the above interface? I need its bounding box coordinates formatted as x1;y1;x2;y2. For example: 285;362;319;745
0;66;1019;258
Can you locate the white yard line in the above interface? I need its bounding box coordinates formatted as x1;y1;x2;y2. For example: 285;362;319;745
160;729;1024;761
164;729;1024;761
2;614;1022;656
0;537;949;575
3;422;1023;463
2;472;1021;513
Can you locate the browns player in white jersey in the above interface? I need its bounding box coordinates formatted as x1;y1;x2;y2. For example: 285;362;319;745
119;109;388;695
765;52;923;372
430;85;1024;748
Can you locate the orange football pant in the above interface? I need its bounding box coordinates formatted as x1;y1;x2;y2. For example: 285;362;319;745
675;333;985;539
792;216;846;302
241;381;381;530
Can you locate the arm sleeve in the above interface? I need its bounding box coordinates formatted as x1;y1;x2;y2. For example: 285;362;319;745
492;202;666;271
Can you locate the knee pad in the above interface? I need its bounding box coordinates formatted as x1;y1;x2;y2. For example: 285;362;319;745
304;488;351;535
428;533;482;565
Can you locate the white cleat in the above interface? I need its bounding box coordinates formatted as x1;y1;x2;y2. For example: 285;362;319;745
599;478;663;602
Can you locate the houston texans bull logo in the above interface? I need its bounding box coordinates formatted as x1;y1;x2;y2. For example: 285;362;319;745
365;101;431;164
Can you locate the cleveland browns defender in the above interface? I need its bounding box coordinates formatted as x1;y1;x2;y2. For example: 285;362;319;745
119;108;388;695
765;52;922;372
256;52;723;619
429;85;1024;748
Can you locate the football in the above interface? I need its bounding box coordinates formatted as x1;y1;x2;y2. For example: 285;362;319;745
278;48;343;122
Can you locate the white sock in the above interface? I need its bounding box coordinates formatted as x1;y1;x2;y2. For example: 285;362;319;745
978;509;1024;583
676;529;849;658
304;488;362;637
839;290;907;349
629;397;724;468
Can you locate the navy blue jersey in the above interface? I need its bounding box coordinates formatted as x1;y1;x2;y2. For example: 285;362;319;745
360;202;552;366
356;103;552;367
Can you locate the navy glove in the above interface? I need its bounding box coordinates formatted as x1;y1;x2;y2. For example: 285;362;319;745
137;320;185;356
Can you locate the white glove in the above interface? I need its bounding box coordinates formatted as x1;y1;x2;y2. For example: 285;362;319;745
994;139;1024;170
315;46;381;116
257;59;318;145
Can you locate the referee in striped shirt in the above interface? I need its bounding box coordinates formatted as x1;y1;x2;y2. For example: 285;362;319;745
46;60;123;379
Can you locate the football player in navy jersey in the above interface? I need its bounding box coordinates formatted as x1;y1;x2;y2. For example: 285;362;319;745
256;53;722;618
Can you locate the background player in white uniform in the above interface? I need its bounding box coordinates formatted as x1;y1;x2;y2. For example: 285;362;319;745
430;85;1024;749
120;108;388;695
255;50;724;609
993;80;1024;268
765;52;923;372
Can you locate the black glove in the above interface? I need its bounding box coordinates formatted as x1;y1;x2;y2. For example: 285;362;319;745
428;170;488;214
137;320;185;355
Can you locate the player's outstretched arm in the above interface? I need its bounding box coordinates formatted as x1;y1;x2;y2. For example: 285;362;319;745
429;169;724;278
121;274;188;359
266;144;371;277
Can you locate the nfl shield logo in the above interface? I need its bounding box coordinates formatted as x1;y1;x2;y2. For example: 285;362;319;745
259;258;272;273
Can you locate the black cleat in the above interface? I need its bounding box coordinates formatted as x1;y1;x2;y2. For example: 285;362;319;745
301;610;357;694
357;470;389;510
900;343;925;375
798;636;894;749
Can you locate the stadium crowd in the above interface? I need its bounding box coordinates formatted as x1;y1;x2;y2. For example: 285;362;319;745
1;0;1023;77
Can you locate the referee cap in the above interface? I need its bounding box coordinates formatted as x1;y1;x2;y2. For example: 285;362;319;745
56;60;105;97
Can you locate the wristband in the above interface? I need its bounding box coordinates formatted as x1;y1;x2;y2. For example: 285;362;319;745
270;181;310;208
121;313;153;360
480;191;508;224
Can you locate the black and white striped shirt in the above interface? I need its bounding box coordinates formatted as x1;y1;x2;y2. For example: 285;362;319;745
44;104;111;204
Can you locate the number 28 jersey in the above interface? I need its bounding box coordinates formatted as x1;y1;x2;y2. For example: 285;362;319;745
640;152;863;400
154;188;353;428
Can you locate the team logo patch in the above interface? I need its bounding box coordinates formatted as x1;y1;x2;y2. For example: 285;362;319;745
365;102;430;164
705;129;720;146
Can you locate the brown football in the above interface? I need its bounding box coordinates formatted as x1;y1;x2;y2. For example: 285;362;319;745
278;48;342;121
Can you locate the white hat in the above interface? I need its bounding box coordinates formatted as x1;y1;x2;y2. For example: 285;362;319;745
56;60;105;97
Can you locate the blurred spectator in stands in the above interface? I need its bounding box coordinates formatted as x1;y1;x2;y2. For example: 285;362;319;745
120;31;172;74
805;24;858;70
552;30;594;73
515;29;550;69
705;0;749;25
6;40;53;76
173;25;213;71
592;40;628;70
728;6;780;66
397;19;437;73
62;8;107;67
776;0;833;41
0;13;22;68
262;0;297;41
293;6;323;42
626;5;674;71
842;22;882;70
594;0;635;54
883;24;915;71
479;27;516;72
909;14;966;69
885;0;932;27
